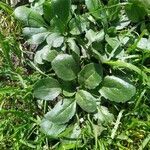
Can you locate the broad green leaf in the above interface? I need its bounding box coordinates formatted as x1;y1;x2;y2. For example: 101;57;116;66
14;6;46;27
40;119;66;137
85;0;101;18
130;0;150;14
75;90;97;113
22;27;47;37
44;0;71;32
52;54;79;81
125;2;147;22
78;63;103;89
99;76;136;103
33;77;61;101
44;99;76;124
43;1;54;22
46;33;64;48
28;32;49;45
51;0;71;22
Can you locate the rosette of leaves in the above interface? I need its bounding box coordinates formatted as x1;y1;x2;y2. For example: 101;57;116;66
14;0;139;141
33;58;136;138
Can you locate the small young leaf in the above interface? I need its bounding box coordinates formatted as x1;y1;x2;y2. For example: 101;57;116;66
85;29;104;46
40;119;66;137
52;54;79;81
99;76;136;103
75;90;97;113
94;106;114;125
78;63;103;89
44;99;76;124
33;77;61;101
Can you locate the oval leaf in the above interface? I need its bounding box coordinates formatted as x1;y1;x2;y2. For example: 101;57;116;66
75;90;97;113
14;6;46;27
78;63;103;89
23;27;47;37
46;33;64;48
40;119;66;137
45;99;76;124
99;76;136;103
51;0;71;32
33;77;61;101
52;54;79;81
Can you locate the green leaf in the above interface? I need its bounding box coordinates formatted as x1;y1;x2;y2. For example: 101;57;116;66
69;15;90;35
116;15;130;30
104;60;148;85
28;32;49;45
43;1;54;22
125;2;147;22
42;50;58;62
40;119;66;137
22;27;47;37
44;0;71;32
75;90;97;113
85;0;101;18
137;38;150;50
44;99;76;124
78;63;103;89
34;49;44;64
14;6;46;27
94;106;114;125
59;124;81;149
61;81;76;97
34;45;58;64
67;38;80;56
52;54;79;81
85;29;104;46
33;77;61;101
46;33;64;48
99;76;136;103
